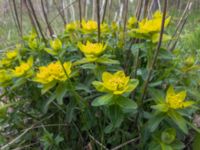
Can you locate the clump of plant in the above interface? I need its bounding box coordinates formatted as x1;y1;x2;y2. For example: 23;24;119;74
0;9;200;150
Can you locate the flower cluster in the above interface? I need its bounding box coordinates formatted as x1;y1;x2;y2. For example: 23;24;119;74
166;86;194;109
12;57;34;78
93;71;139;95
34;61;72;85
129;11;171;43
78;41;107;61
0;50;18;68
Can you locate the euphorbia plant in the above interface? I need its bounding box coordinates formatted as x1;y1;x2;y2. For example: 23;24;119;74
0;7;199;150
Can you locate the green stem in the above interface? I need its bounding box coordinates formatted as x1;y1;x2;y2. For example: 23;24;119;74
57;57;85;107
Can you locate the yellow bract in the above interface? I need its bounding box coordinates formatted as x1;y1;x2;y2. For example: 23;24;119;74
166;86;194;109
50;38;62;51
0;50;18;68
93;71;139;95
12;57;33;77
34;61;72;84
6;50;18;59
81;20;108;33
82;20;97;32
66;21;80;31
132;10;170;34
127;16;137;29
0;69;12;85
78;41;106;61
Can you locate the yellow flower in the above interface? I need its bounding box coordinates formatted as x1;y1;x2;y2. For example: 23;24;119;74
6;50;18;59
0;69;12;86
81;20;108;33
78;41;107;61
132;10;170;34
12;57;33;77
66;21;80;31
34;61;72;85
127;16;137;29
0;59;11;67
166;86;194;109
82;20;97;33
50;38;62;51
100;23;109;32
93;71;139;95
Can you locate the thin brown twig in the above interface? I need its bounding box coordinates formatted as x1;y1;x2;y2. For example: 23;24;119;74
8;0;21;37
88;133;109;150
27;0;46;42
24;0;39;36
78;0;82;28
168;0;192;51
53;0;66;25
49;0;78;25
97;0;101;42
111;136;140;150
141;0;168;104
12;0;22;36
101;0;108;23
41;0;54;37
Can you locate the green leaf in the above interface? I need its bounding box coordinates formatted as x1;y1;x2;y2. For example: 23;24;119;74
73;58;89;66
160;143;173;150
149;88;165;103
168;110;188;134
11;78;26;90
152;33;171;43
44;48;57;56
92;81;106;92
171;140;185;150
43;94;56;113
96;57;120;65
115;96;137;111
55;83;68;105
105;105;124;133
41;81;57;95
151;104;168;112
161;128;176;144
192;133;200;150
80;63;96;69
92;94;113;107
147;113;165;132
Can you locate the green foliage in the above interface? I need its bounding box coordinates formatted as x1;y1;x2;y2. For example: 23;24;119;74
0;8;200;150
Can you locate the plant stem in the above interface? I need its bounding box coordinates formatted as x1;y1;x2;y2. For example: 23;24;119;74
96;0;101;42
141;0;168;105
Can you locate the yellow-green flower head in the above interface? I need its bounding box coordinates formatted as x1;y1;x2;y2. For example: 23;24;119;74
111;22;118;31
133;10;170;34
34;61;72;85
28;39;38;49
29;30;37;41
82;20;97;32
185;56;195;66
81;20;108;33
0;69;12;86
50;38;62;51
78;41;107;61
127;16;137;29
6;50;18;60
166;86;194;109
0;50;18;68
12;57;33;77
93;71;139;95
100;23;109;32
66;21;80;31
